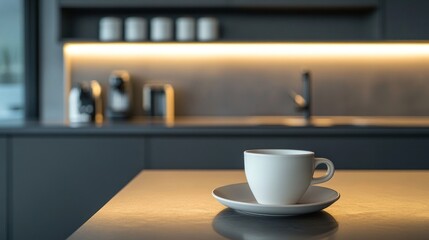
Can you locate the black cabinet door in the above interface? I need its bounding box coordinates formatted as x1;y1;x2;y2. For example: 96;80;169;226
148;136;429;169
11;136;144;240
384;0;429;40
147;136;377;169
0;137;6;240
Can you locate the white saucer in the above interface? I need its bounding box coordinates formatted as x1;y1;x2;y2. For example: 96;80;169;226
212;183;340;216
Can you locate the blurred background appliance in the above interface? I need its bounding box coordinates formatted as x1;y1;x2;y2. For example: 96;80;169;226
69;80;102;123
107;70;132;119
143;82;174;120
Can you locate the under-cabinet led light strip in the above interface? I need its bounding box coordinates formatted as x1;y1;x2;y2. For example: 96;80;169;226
64;43;429;58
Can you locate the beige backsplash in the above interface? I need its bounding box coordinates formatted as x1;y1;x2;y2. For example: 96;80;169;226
67;53;429;117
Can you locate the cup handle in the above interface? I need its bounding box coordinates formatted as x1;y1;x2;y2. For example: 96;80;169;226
311;158;335;185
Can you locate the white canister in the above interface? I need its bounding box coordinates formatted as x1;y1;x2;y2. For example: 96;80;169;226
197;17;219;41
151;17;173;41
176;17;195;41
125;17;147;41
99;17;122;41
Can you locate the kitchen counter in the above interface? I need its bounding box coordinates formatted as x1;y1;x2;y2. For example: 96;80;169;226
68;170;429;239
2;116;429;135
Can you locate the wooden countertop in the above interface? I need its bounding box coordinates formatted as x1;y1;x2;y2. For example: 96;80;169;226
69;170;429;239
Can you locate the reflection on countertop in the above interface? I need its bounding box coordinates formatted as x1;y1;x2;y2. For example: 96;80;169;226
212;209;338;240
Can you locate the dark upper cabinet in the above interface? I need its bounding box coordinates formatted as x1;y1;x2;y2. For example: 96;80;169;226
384;0;429;40
59;0;377;8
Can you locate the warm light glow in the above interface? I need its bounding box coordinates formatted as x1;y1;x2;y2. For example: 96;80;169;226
64;42;429;58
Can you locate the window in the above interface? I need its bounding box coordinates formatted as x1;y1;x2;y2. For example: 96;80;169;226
0;0;38;121
0;0;25;120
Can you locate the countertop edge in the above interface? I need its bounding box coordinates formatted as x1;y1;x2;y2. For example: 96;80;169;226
1;125;429;136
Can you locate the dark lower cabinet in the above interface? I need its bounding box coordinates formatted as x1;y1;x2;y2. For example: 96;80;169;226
0;137;6;240
11;136;145;240
2;131;428;240
148;136;429;169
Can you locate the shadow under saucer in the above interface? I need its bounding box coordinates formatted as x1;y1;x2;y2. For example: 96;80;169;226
212;209;338;240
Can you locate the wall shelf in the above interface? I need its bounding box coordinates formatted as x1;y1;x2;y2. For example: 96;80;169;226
59;0;381;42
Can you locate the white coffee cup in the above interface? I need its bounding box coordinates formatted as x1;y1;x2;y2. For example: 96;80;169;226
151;17;173;41
197;17;219;41
99;17;122;41
125;17;147;41
176;17;195;41
244;149;335;205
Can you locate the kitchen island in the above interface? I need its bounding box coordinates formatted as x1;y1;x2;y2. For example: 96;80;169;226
69;170;429;240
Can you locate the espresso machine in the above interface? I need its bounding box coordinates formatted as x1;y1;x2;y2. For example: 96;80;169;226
69;80;103;123
142;82;175;121
107;70;132;119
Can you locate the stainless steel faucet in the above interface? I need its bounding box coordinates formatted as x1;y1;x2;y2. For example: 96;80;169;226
290;71;312;121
